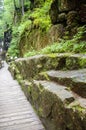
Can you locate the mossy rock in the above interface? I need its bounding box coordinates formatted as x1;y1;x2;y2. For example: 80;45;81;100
66;57;80;70
79;58;86;68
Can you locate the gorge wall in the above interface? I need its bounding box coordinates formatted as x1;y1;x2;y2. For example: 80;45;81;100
18;0;86;56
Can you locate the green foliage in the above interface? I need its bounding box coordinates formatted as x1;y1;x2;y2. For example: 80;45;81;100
79;58;86;68
73;41;86;53
8;38;19;58
41;40;86;54
6;0;53;58
3;0;14;25
7;25;20;58
21;10;31;22
0;0;4;39
24;50;37;57
24;26;86;57
8;18;32;58
41;26;86;54
30;0;52;31
3;0;86;59
24;1;31;10
18;20;32;36
0;0;14;39
24;40;86;58
73;26;86;41
0;20;4;39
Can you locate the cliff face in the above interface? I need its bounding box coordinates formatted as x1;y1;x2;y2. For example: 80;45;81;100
50;0;86;24
18;0;86;57
49;0;86;33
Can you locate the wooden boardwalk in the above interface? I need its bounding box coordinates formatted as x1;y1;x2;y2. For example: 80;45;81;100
0;62;45;130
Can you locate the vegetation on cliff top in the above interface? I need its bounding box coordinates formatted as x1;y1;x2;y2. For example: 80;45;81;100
24;25;86;57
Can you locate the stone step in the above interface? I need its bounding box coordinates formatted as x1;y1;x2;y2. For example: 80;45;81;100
9;53;86;130
39;69;86;98
9;53;86;80
22;80;86;130
34;80;86;108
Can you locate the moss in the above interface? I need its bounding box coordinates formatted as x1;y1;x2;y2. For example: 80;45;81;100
72;105;86;117
30;84;40;102
79;58;86;68
38;84;44;92
40;72;50;80
66;57;80;70
77;106;86;112
47;53;57;58
38;107;44;117
32;91;39;101
68;100;86;113
28;86;31;93
16;74;23;84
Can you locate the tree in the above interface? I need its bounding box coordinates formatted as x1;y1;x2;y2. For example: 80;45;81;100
21;0;24;15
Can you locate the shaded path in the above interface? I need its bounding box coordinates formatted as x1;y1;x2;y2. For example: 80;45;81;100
0;62;45;130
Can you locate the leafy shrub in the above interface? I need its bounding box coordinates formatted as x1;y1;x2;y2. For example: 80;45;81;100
30;0;52;31
24;26;86;57
18;20;32;36
8;38;19;58
41;40;86;54
73;41;86;53
24;50;37;57
8;19;32;58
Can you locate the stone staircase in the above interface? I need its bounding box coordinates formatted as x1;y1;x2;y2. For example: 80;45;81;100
39;69;86;98
9;53;86;130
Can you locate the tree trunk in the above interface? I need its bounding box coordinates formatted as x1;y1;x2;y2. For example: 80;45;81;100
21;0;24;15
13;0;16;10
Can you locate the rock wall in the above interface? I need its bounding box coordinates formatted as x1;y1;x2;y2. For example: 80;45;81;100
19;0;86;57
50;0;86;23
9;53;86;130
49;0;86;34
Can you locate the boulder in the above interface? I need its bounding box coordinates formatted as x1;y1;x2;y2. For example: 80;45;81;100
79;4;86;23
58;0;76;12
58;13;67;22
49;24;64;42
67;11;79;27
